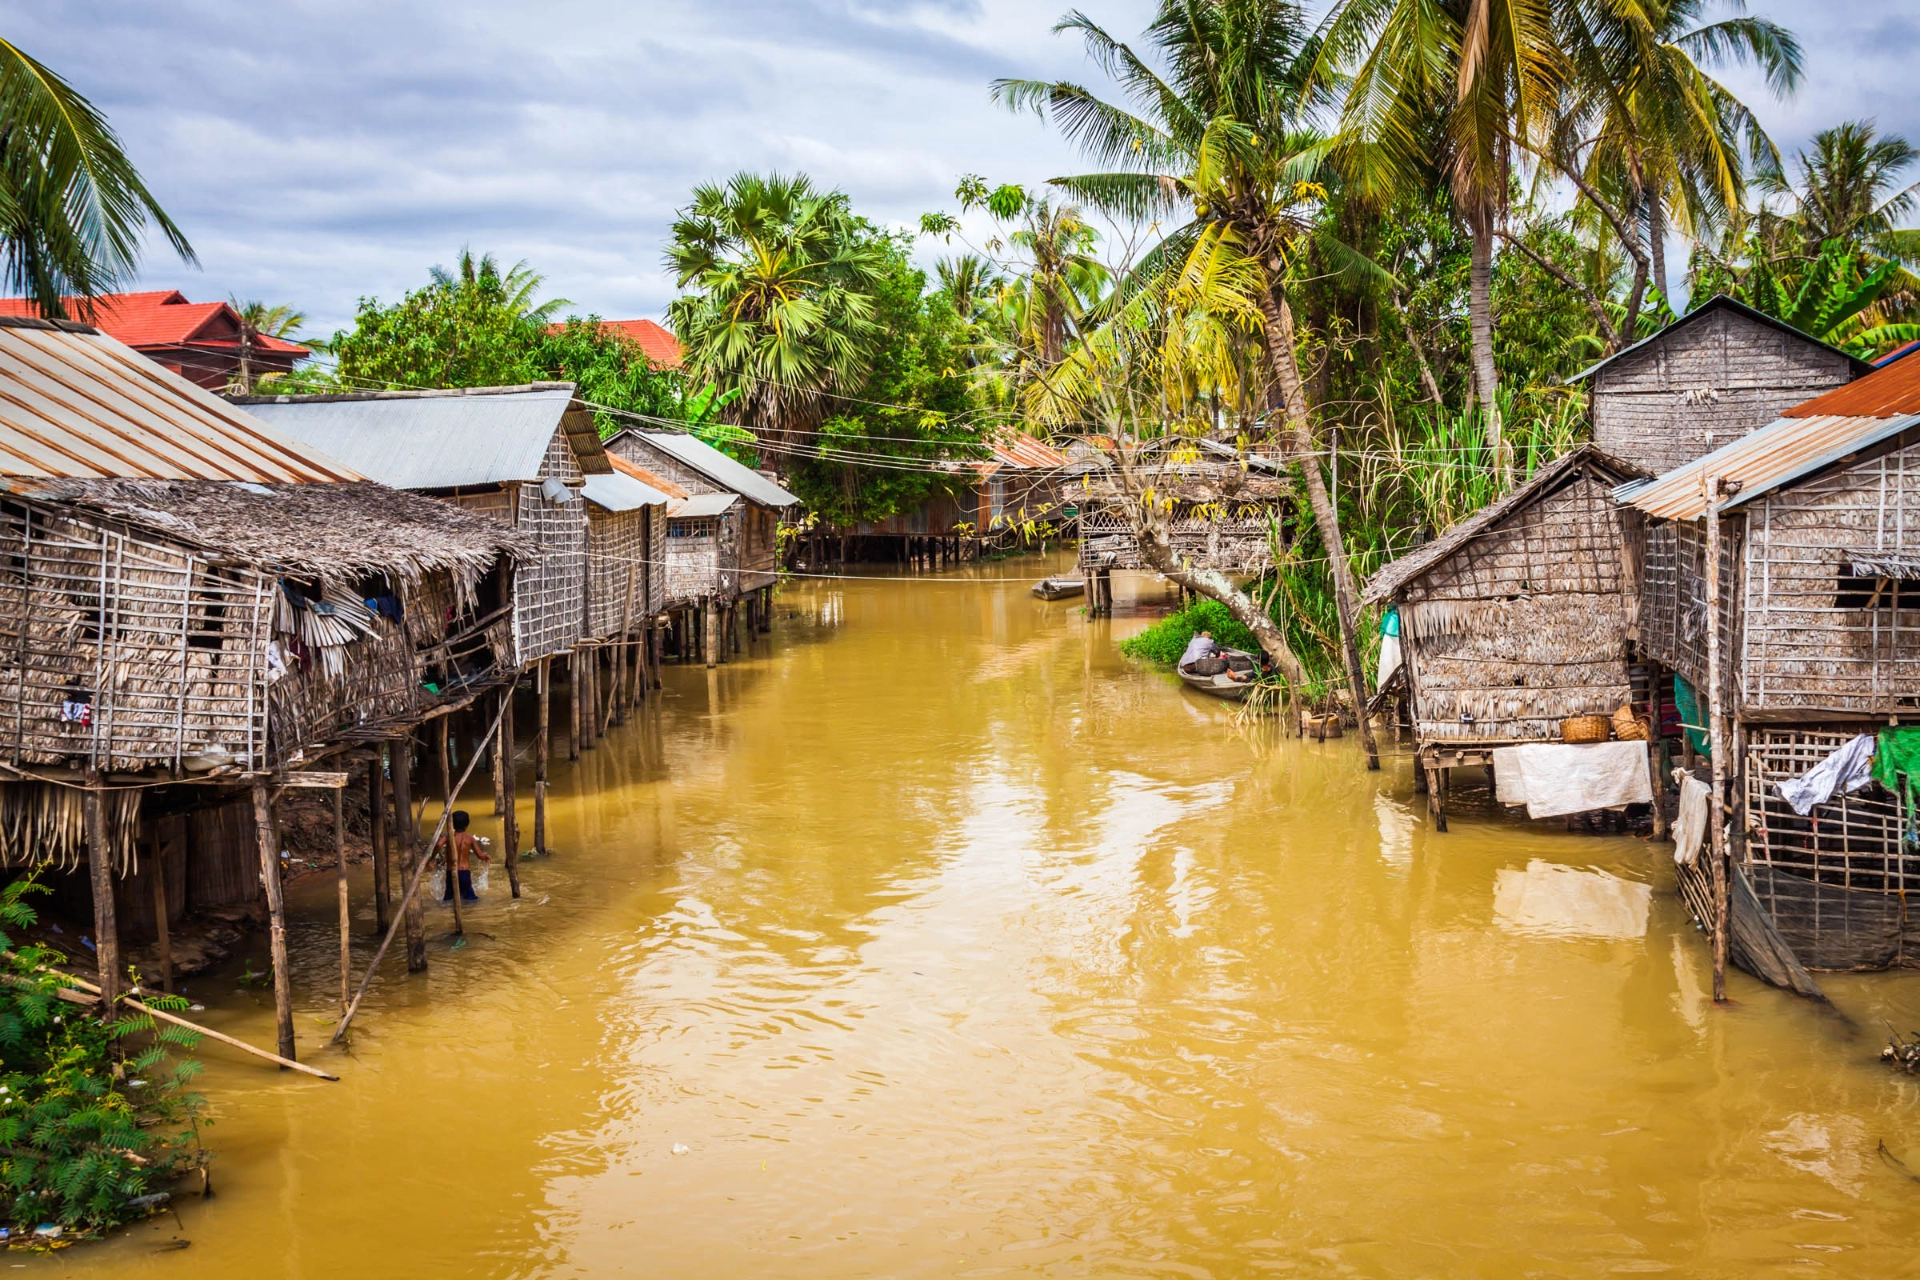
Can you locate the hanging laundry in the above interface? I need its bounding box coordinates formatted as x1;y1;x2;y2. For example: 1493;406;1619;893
57;700;91;726
1671;774;1711;866
1871;726;1920;842
1774;734;1876;816
1490;741;1654;819
1671;675;1711;760
1376;606;1401;689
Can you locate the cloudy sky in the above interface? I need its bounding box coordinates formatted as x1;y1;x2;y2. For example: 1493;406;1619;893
7;0;1915;336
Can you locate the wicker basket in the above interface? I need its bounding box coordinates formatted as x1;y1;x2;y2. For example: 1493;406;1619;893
1561;714;1612;744
1611;704;1649;741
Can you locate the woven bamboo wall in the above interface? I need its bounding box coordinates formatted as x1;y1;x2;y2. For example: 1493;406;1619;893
1077;503;1278;572
1636;515;1742;694
1741;443;1920;714
0;501;269;771
1401;474;1636;744
587;508;644;638
645;507;666;617
512;483;587;665
663;516;721;608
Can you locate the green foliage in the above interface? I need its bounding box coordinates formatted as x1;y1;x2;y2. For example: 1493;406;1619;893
0;875;205;1234
1120;598;1259;665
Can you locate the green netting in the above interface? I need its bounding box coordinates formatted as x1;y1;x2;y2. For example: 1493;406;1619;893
1672;675;1711;760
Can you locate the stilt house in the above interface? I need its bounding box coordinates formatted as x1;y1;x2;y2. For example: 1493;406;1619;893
836;433;1072;566
1361;446;1648;824
242;384;612;669
581;468;668;641
1618;353;1920;969
1573;295;1869;476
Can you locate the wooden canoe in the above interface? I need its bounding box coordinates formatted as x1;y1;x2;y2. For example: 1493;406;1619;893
1032;577;1086;601
1177;648;1258;701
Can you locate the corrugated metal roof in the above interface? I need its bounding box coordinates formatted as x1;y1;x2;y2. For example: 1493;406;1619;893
0;318;359;482
992;433;1070;469
581;469;667;512
669;492;739;518
629;430;800;507
1569;294;1873;385
1782;347;1920;418
243;386;599;489
1615;413;1920;520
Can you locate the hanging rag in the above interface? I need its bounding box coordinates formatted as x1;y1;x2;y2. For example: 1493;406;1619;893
1774;734;1876;816
1672;675;1711;760
1671;774;1711;866
1492;741;1654;819
264;640;288;685
1871;726;1920;842
1376;607;1402;689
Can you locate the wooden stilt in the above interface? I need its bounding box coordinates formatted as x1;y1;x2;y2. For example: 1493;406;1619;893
1425;765;1448;832
334;787;349;1015
491;694;507;815
704;596;719;668
500;684;520;898
1704;473;1731;1003
83;775;120;1010
651;622;663;688
438;716;462;936
1648;663;1669;839
391;733;426;972
535;657;551;855
251;780;296;1062
579;647;596;751
568;650;582;760
370;747;390;934
149;838;172;994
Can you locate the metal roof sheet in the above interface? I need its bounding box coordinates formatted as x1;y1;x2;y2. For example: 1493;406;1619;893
1782;346;1920;418
582;469;667;512
1615;413;1920;520
669;492;739;518
628;430;800;507
991;433;1071;469
0;319;358;482
243;386;594;489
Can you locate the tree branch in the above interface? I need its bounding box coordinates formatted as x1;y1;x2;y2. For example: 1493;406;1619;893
1495;228;1622;350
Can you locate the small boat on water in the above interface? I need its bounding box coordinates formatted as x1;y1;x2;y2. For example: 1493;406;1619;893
1177;648;1258;701
1032;577;1085;601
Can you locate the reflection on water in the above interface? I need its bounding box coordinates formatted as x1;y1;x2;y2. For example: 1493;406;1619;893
64;555;1920;1278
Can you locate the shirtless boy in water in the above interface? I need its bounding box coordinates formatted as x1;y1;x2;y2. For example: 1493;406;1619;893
442;810;490;902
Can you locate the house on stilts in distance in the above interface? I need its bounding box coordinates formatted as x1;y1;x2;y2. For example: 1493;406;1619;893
0;315;527;1066
1362;446;1649;829
1618;349;1920;973
578;465;668;745
836;433;1073;567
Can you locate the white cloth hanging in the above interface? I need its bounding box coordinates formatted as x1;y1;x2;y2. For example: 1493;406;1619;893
1490;741;1654;819
1774;734;1876;816
1672;775;1711;866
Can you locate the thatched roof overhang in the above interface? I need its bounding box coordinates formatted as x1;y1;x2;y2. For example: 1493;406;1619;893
7;477;531;584
1614;414;1920;520
1363;446;1646;606
0;317;361;482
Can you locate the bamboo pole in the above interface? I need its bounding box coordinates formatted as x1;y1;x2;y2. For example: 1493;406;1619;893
1704;474;1731;1004
370;747;390;935
251;780;296;1063
392;732;426;973
438;716;462;936
83;774;120;1011
334;787;349;1016
330;695;509;1045
43;967;338;1082
568;650;582;761
535;658;550;855
500;684;520;898
150;841;171;995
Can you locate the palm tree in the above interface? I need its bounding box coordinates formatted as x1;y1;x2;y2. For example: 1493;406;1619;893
431;248;570;325
996;0;1383;766
0;38;194;317
666;172;888;453
1314;0;1567;484
1757;120;1920;267
228;297;307;393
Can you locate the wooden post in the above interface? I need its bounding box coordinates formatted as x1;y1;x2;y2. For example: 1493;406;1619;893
579;647;596;751
391;732;426;973
616;566;638;718
334;787;350;1016
651;622;663;688
704;597;719;668
568;650;582;761
251;780;296;1062
500;684;520;898
370;747;390;934
1704;474;1731;1004
1424;763;1447;833
491;697;507;816
1648;664;1669;839
438;716;462;936
83;776;121;1011
149;838;172;995
535;657;551;855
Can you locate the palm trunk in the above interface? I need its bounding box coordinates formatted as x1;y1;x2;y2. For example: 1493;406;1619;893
1466;209;1506;488
1258;288;1380;770
1649;195;1668;306
1126;522;1308;690
1622;194;1651;342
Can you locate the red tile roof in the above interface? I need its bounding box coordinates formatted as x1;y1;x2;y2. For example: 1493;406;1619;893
549;318;682;369
1782;348;1920;420
0;290;309;356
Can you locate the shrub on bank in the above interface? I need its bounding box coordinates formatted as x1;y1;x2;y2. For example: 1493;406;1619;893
1119;599;1260;665
0;877;206;1237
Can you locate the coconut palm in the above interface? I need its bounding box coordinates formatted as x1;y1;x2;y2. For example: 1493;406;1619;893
1757;120;1920;267
228;297;308;392
0;38;194;317
666;172;888;452
995;0;1384;766
431;249;570;325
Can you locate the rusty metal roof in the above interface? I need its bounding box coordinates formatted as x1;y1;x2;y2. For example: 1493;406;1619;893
1614;413;1920;520
991;433;1071;469
1782;345;1920;418
0;317;360;482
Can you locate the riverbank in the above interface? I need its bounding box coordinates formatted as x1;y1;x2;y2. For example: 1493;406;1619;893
57;558;1920;1277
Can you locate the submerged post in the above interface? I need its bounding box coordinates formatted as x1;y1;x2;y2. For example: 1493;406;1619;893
704;596;719;668
438;716;462;936
1704;474;1731;1003
251;780;296;1062
334;786;349;1016
535;657;551;855
392;732;426;972
500;684;521;897
83;775;120;1010
568;650;582;761
150;838;172;994
370;746;390;934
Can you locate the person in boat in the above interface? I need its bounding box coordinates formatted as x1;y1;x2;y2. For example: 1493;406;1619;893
1179;630;1219;669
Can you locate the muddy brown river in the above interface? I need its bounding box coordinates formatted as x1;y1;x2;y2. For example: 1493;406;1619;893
56;556;1920;1276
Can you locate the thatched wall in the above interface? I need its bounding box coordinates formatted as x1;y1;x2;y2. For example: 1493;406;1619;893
587;507;645;638
663;514;722;608
1077;504;1279;572
644;507;666;618
511;482;587;664
1636;516;1739;693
